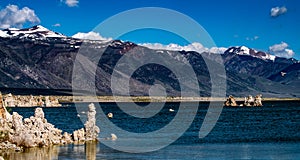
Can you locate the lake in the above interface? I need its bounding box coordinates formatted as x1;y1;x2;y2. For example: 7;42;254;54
2;101;300;159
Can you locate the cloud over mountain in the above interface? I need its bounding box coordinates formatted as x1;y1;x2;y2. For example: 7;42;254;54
139;42;206;53
270;6;287;17
269;42;294;58
72;31;112;41
0;4;40;29
140;42;227;54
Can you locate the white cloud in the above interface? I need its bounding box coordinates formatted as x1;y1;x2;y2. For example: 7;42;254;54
72;32;112;41
52;23;61;27
269;42;294;58
61;0;79;7
140;42;227;54
140;42;207;53
209;47;228;54
271;6;287;17
0;4;40;29
246;35;259;41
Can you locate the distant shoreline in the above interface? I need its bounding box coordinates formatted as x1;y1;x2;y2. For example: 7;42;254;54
2;93;299;105
54;96;300;103
1;89;299;103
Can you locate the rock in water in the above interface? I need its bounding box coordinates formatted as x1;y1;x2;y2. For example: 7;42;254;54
107;113;113;118
12;112;24;133
62;132;72;144
84;103;100;141
224;95;238;107
254;94;263;106
73;128;85;142
111;133;117;141
0;92;7;119
244;95;255;106
34;108;45;119
0;103;100;151
9;108;64;147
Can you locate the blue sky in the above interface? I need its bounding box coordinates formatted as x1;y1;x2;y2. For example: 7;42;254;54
0;0;299;59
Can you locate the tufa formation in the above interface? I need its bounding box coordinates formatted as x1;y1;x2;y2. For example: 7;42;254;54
0;93;99;151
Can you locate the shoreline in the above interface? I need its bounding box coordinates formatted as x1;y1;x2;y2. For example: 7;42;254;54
59;96;300;103
2;93;299;106
32;96;300;103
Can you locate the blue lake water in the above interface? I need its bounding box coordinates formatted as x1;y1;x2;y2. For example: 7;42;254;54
3;101;300;159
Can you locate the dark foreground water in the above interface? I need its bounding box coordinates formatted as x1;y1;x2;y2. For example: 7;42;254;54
2;101;300;159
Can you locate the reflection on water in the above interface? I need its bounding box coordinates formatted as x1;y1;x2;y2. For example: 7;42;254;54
0;141;98;160
2;141;300;160
58;142;100;160
0;145;59;160
85;141;97;160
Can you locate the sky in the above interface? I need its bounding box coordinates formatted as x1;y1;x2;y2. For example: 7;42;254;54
0;0;299;59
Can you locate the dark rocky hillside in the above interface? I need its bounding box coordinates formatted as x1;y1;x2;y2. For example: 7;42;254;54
0;26;299;97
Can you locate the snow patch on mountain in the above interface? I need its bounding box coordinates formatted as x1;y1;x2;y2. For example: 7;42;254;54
0;25;66;39
0;30;9;37
226;46;276;61
239;46;250;55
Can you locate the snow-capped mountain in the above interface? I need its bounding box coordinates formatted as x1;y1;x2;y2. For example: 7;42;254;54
0;25;66;40
0;26;299;97
0;26;288;62
225;46;276;61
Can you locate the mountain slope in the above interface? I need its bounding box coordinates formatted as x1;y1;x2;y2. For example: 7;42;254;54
0;26;299;97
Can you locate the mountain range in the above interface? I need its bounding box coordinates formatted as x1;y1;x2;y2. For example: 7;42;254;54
0;25;299;97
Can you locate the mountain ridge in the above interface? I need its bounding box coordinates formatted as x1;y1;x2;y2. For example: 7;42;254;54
0;26;299;97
